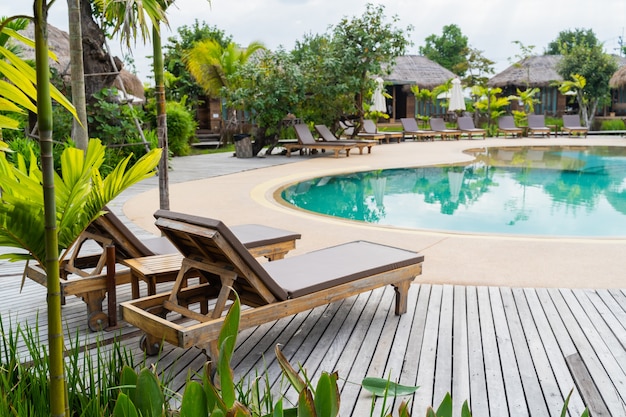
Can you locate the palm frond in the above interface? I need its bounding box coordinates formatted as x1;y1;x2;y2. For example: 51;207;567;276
0;140;161;267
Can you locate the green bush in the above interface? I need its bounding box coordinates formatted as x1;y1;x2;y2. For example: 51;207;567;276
88;88;147;147
600;119;626;131
145;100;197;156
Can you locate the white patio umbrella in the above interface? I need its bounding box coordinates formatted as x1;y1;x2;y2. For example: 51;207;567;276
449;77;466;113
371;77;387;113
448;170;465;203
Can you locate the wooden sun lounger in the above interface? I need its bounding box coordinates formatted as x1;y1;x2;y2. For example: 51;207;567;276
400;118;434;141
121;210;424;358
430;117;462;140
497;116;523;138
562;114;588;137
315;124;377;154
283;124;356;157
457;116;486;140
358;119;403;143
527;115;551;137
25;209;300;331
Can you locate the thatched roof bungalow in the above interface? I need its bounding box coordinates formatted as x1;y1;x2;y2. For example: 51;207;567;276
19;23;145;102
382;55;457;120
489;55;626;116
488;55;564;115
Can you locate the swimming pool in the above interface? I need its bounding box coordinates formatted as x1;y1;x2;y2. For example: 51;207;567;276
279;146;626;237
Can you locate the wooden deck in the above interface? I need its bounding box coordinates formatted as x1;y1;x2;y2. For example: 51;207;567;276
2;259;625;416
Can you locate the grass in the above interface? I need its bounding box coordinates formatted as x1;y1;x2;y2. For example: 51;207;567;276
0;316;136;416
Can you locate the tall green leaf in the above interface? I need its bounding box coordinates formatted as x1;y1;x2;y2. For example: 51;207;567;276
180;380;208;417
133;368;165;417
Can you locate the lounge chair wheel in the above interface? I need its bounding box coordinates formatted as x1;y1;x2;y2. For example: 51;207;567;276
87;311;108;332
139;334;161;356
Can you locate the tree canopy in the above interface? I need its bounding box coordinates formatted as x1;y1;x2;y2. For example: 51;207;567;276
419;24;469;76
222;3;411;154
163;21;232;104
557;42;617;127
545;28;599;55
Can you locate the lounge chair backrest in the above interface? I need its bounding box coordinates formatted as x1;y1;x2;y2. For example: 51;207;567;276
339;121;354;136
362;119;378;134
314;125;339;142
457;116;476;130
563;114;583;128
400;118;419;131
527;114;546;128
429;118;447;131
294;124;318;145
153;210;289;302
87;208;157;259
498;116;517;129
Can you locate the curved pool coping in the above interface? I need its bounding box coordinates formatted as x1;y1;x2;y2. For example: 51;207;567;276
123;136;626;289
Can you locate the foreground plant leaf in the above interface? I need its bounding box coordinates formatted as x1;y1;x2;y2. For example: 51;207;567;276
361;376;419;397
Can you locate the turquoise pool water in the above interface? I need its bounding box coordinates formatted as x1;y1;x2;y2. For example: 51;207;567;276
279;146;626;237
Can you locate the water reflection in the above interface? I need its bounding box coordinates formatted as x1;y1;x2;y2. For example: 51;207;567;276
280;146;626;236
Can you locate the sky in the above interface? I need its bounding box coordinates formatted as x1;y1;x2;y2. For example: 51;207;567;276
2;0;625;82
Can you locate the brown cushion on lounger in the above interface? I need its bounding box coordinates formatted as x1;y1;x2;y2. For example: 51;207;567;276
230;224;301;249
141;236;179;255
263;241;424;298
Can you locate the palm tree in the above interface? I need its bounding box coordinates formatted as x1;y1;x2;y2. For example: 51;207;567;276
184;39;265;96
2;7;161;414
67;0;89;150
0;18;76;131
96;0;172;209
184;39;265;136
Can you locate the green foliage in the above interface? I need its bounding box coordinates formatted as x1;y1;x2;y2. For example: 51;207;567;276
162;20;232;106
425;393;472;417
463;47;494;88
0;317;135;416
330;4;411;118
361;377;419;397
419;24;469;75
545;28;599;55
0;18;77;130
600;118;626;130
471;86;511;122
291;33;354;128
225;49;305;152
511;87;540;114
557;42;618;126
0;138;161;266
185;39;266;98
88;88;146;146
162;101;197;156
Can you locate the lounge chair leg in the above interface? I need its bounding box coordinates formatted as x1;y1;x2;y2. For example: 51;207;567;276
393;281;411;315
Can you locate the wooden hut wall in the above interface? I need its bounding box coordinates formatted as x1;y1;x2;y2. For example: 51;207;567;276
613;88;626;115
535;87;559;116
416;99;448;118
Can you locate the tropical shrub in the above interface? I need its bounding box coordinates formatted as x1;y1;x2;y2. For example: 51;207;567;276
600;118;626;131
0;138;161;266
162;101;197;156
145;99;197;156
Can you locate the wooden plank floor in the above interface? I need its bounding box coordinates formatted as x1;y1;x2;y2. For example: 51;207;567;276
1;266;625;416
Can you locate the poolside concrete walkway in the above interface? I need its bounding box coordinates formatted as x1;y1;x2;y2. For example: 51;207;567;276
123;136;626;289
